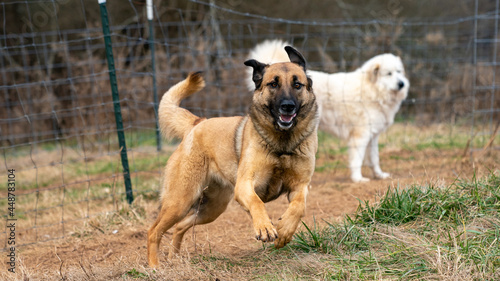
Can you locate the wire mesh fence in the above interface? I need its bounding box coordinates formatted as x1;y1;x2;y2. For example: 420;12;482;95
1;0;499;250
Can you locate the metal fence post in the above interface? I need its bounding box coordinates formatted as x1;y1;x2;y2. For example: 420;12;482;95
147;0;161;151
98;0;134;204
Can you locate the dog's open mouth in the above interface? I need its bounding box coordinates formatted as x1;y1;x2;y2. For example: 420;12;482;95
278;113;297;129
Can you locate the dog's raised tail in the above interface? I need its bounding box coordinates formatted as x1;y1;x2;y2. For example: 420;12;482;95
158;72;206;140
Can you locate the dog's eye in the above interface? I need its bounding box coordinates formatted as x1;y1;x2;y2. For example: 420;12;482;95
387;72;392;76
293;83;302;90
269;82;278;88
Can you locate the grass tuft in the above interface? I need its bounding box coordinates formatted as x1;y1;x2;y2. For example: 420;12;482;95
292;171;500;279
125;268;148;279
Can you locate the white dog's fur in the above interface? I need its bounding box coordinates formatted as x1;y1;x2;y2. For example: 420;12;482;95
247;40;409;182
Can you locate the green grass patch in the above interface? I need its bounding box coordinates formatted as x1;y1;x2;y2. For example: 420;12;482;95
317;131;346;156
314;160;345;173
291;172;500;280
390;155;416;161
125;268;148;279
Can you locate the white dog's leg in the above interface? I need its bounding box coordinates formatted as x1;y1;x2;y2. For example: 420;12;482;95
366;134;390;179
348;133;370;183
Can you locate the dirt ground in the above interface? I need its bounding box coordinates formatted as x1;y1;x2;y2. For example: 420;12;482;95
2;147;498;280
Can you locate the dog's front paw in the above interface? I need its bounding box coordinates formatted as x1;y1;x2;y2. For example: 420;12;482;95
274;214;300;248
375;172;390;179
254;220;278;242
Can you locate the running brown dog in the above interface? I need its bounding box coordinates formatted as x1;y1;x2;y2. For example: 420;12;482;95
147;46;319;267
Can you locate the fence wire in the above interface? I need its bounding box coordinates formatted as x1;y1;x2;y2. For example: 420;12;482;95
1;0;499;250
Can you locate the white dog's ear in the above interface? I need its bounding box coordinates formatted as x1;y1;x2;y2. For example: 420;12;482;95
368;63;380;83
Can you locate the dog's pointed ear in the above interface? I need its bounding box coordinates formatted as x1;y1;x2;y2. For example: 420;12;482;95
244;59;268;89
284;46;307;72
307;77;313;91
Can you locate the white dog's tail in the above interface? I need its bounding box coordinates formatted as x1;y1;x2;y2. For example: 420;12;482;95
248;39;290;64
246;40;290;90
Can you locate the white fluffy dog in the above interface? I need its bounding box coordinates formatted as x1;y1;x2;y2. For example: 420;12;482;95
247;40;409;182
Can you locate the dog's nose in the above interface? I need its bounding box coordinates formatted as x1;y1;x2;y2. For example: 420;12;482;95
280;100;296;114
398;81;405;90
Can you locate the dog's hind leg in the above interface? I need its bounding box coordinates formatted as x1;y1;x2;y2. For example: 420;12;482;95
147;156;208;267
147;200;189;267
169;182;233;258
365;133;390;179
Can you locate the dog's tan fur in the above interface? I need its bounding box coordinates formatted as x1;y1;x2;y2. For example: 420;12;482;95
147;47;319;267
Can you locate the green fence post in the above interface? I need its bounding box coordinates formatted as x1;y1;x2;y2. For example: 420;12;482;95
98;0;134;204
147;0;161;151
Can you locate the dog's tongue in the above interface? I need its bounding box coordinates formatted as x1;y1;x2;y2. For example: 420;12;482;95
280;113;296;123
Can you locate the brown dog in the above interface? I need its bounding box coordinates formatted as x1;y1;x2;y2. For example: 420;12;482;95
147;46;319;267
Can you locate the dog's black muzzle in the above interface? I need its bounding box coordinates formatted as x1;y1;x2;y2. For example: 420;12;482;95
277;99;298;130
